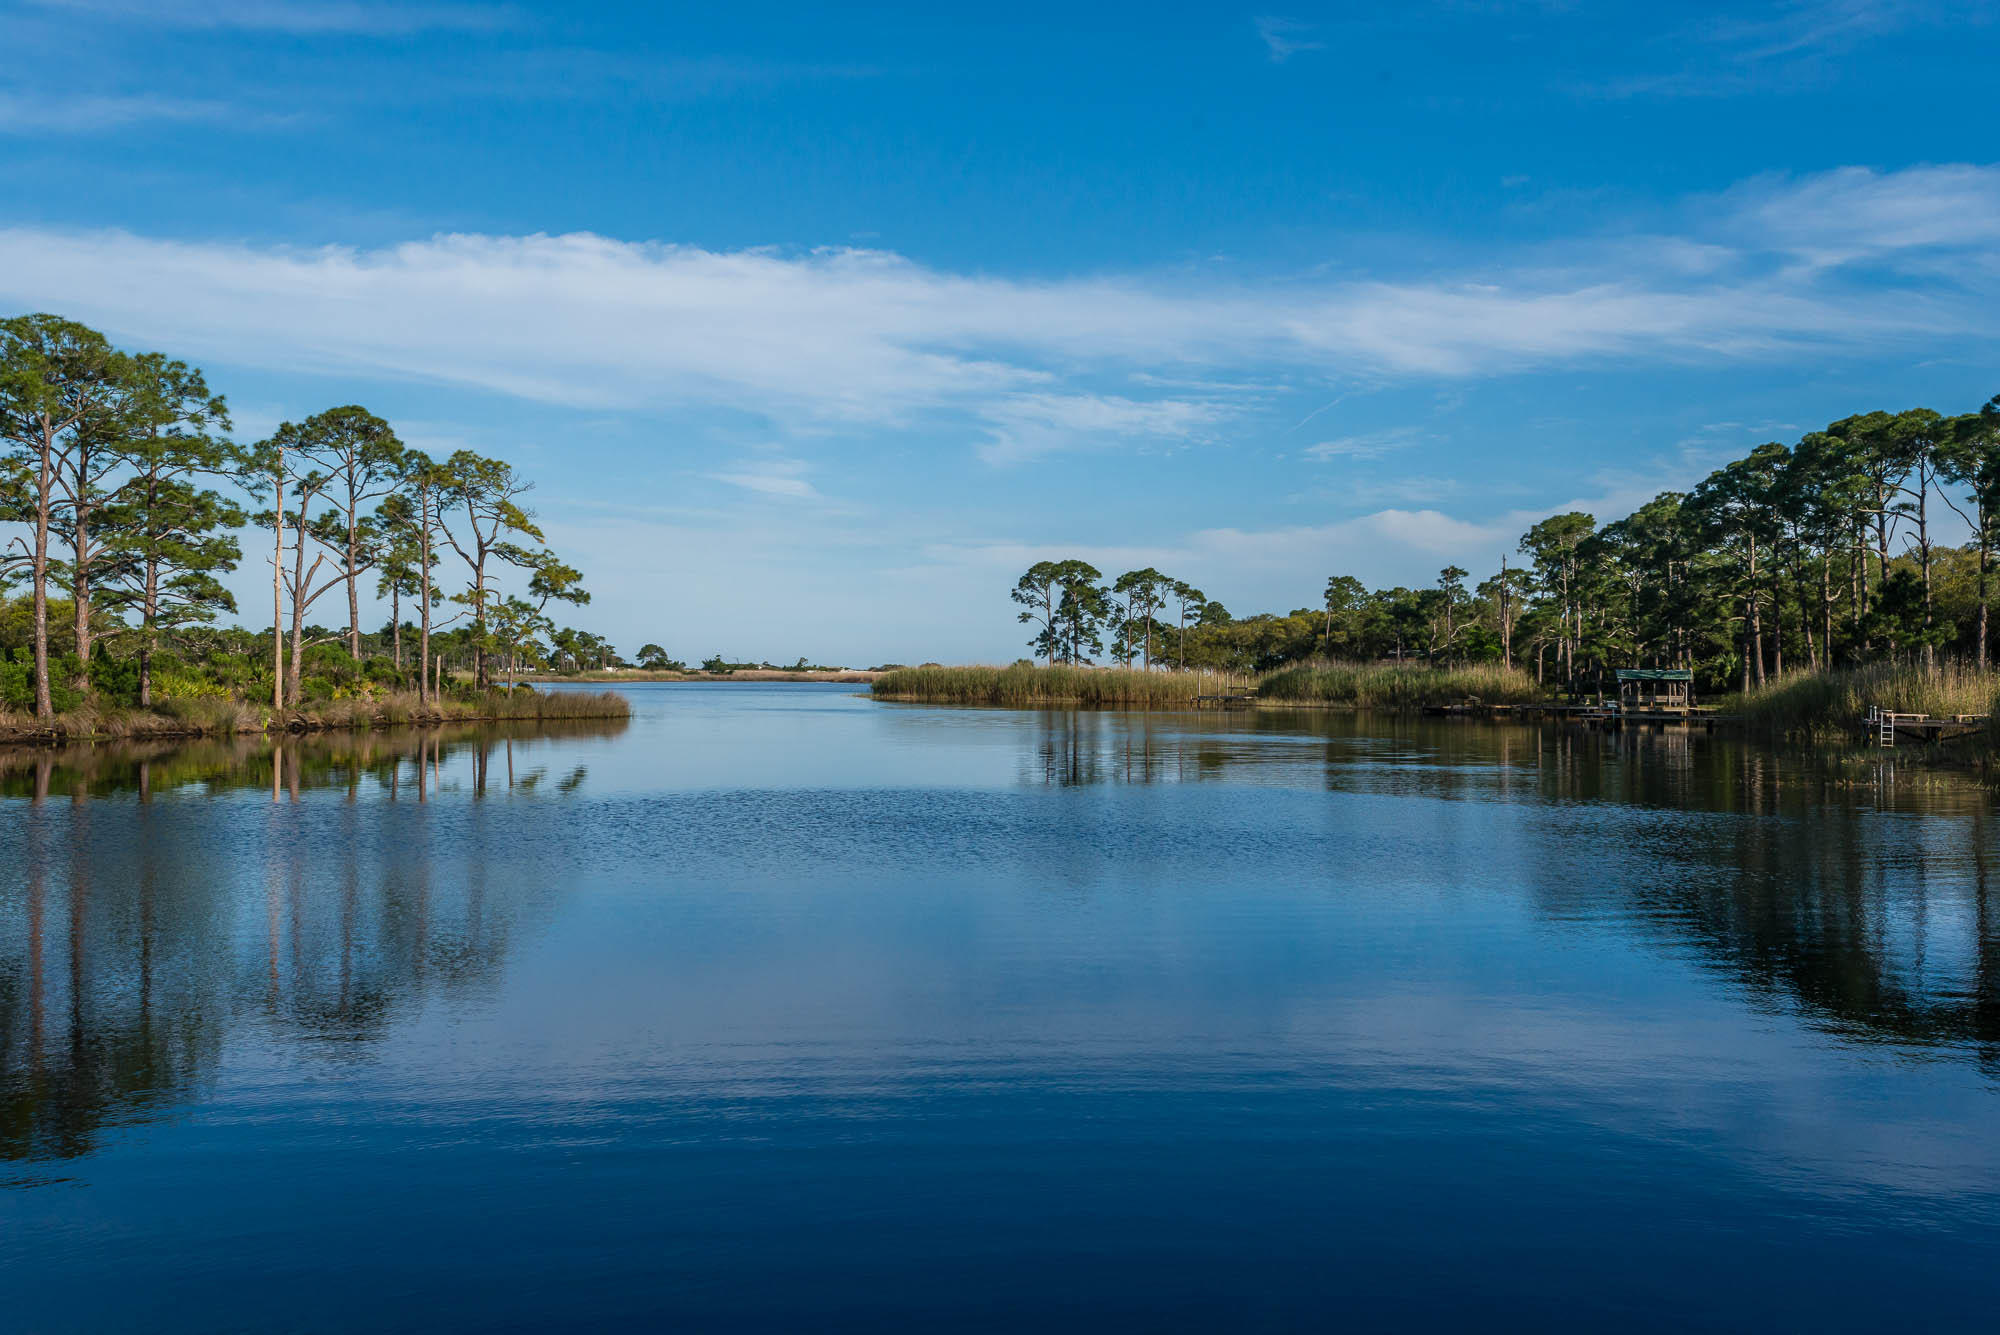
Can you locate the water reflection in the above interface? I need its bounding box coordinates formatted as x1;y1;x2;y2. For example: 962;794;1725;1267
0;722;615;1162
3;701;1998;1173
0;717;621;805
1017;708;2000;1057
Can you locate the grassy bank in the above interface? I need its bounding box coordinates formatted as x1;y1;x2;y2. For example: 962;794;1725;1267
869;661;1544;710
1729;662;1998;742
0;688;630;743
524;668;880;683
1255;661;1546;708
872;663;1249;707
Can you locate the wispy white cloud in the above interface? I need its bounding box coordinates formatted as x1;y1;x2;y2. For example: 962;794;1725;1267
1584;0;1975;98
0;90;241;133
0;162;1994;466
706;458;821;500
1716;163;2000;269
977;393;1227;465
1303;426;1428;461
23;0;511;35
457;50;881;103
1254;15;1325;62
1708;0;1941;62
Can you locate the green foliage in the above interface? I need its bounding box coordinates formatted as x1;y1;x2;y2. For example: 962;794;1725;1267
1256;661;1545;708
0;647;83;712
1731;661;1998;740
873;664;1247;706
0;315;611;724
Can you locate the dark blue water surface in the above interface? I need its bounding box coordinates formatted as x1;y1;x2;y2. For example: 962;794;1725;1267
5;684;2000;1331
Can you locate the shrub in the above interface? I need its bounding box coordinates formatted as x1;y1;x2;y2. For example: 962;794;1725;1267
1733;661;1998;740
872;663;1247;707
1255;661;1545;708
0;650;84;713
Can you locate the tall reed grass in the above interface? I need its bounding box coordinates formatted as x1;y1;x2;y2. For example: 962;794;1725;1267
1255;660;1546;708
277;689;630;730
872;663;1248;707
0;697;260;740
1731;661;1998;740
0;687;629;742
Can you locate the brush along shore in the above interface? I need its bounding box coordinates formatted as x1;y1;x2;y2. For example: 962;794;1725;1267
0;688;630;744
520;669;882;683
875;659;2000;746
871;661;1543;709
1724;662;1998;744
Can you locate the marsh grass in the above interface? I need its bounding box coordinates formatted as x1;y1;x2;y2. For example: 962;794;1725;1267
1255;660;1546;709
0;687;629;742
279;689;630;730
1730;661;1999;741
0;698;260;740
872;663;1249;707
873;660;1543;710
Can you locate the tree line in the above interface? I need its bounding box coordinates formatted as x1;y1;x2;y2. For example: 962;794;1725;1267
0;313;604;718
1013;395;2000;689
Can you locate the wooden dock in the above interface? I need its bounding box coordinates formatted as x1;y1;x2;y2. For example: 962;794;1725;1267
1864;707;1990;747
1422;702;1736;729
1193;693;1258;708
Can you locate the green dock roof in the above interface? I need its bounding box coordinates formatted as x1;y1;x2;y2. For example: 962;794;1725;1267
1614;668;1693;681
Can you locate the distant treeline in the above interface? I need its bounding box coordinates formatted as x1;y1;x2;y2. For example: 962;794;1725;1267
0;313;620;720
1016;396;2000;690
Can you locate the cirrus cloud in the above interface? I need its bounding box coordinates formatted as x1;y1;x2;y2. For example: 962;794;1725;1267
0;162;1994;465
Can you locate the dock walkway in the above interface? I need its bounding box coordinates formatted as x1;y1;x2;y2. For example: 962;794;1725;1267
1422;702;1736;729
1865;706;1990;747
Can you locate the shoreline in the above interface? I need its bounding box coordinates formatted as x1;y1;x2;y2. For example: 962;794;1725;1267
0;714;634;745
523;670;883;684
0;690;632;746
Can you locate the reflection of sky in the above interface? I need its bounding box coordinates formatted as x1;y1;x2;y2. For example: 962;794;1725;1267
6;685;2000;1326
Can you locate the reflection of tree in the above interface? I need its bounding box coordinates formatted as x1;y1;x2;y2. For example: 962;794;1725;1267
1021;707;2000;1060
1493;728;2000;1061
1021;709;1319;788
0;717;624;803
0;722;614;1161
1601;769;2000;1061
1;795;229;1161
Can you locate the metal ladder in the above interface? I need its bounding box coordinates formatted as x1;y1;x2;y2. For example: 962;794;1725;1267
1872;707;1895;748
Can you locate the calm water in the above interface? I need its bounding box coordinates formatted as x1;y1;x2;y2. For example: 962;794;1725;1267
5;684;2000;1331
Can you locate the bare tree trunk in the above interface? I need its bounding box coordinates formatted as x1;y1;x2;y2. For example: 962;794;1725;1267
417;495;432;704
271;457;284;715
63;435;100;700
1800;567;1817;671
31;421;54;718
1877;512;1894;652
71;534;91;698
1852;530;1866;652
1741;609;1751;694
1980;537;1992;673
1917;473;1934;672
347;508;363;661
139;553;160;709
1749;535;1766;686
288;525;310;707
472;557;488;690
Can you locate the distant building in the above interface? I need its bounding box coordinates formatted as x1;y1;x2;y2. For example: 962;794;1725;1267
1614;668;1693;715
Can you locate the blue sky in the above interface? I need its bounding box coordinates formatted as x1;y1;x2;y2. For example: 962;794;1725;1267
3;0;1998;664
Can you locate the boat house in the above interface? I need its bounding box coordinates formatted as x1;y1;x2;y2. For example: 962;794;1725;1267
1614;668;1693;716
